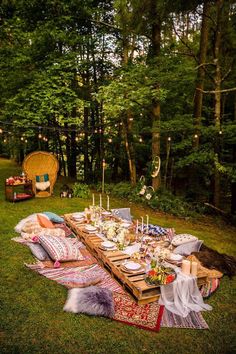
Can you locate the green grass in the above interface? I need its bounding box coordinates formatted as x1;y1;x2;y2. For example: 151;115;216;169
0;158;236;354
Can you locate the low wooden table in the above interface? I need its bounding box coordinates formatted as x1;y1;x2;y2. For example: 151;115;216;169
64;213;208;304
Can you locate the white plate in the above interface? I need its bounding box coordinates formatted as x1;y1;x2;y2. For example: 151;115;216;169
101;241;116;249
120;222;131;228
72;212;84;219
84;225;97;232
102;211;112;216
169;254;183;261
124;261;141;271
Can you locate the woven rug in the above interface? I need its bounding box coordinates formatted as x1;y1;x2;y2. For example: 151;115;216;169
113;292;164;332
161;308;209;329
26;263;125;292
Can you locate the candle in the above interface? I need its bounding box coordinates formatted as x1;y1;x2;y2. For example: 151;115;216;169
92;193;95;206
146;214;149;234
136;220;139;234
107;195;110;210
141;217;144;234
99;194;102;208
181;260;191;275
191;261;198;276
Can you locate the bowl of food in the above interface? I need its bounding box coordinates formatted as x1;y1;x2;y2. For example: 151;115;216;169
145;266;176;286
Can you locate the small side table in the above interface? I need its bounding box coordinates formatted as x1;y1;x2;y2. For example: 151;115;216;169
5;181;34;202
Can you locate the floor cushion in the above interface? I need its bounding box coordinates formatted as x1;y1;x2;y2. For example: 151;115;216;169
37;214;55;229
63;286;114;318
39;235;84;262
42;212;64;223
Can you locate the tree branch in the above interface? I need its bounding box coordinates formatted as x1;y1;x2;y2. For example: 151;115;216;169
196;87;236;94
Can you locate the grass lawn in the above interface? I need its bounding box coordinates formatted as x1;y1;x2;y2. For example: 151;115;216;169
0;158;236;354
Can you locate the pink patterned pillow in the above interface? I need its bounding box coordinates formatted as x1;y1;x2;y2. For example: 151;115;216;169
39;235;84;262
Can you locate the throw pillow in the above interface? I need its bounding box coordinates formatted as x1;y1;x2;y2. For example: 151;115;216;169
22;220;43;234
39;228;65;238
42;212;64;223
37;214;55;229
15;213;38;233
35;181;50;191
27;242;51;261
173;240;203;256
36;173;49;182
63;286;114;318
172;234;198;247
39;235;84;262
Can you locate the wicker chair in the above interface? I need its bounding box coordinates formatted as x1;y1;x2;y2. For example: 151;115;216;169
23;151;59;197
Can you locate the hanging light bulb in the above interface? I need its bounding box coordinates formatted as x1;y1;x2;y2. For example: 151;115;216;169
75;136;79;142
38;133;42;139
3;138;7;143
194;134;198;139
20;136;24;141
219;130;223;135
139;137;143;143
108;138;112;143
167;136;171;142
0;128;3;134
120;122;123;126
25;139;28;143
129;117;133;121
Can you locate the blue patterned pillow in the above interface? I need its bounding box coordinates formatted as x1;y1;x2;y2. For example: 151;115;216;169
36;173;49;182
42;212;64;223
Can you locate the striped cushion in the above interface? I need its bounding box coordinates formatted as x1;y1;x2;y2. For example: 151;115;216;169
39;235;84;262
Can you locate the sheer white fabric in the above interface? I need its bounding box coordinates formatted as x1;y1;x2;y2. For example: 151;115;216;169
159;267;212;317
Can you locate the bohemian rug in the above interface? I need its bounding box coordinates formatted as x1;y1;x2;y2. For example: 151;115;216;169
26;262;209;331
161;308;209;329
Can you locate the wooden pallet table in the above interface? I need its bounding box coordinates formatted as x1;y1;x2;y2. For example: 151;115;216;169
64;213;208;305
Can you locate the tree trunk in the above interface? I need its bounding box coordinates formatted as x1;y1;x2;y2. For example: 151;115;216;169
193;0;210;148
213;0;223;208
84;106;89;182
123;113;136;186
150;14;161;191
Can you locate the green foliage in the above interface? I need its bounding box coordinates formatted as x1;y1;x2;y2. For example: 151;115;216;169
72;182;90;198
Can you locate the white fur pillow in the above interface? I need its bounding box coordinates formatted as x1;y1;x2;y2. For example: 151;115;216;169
63;287;114;318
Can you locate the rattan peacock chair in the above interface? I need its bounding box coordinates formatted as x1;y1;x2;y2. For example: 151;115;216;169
23;151;59;197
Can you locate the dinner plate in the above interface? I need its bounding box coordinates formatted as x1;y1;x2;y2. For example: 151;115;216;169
123;261;141;271
84;225;97;232
101;241;116;249
120;222;132;228
72;212;84;219
169;253;183;261
102;211;112;216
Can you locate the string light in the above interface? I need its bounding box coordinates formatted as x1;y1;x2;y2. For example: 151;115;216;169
167;136;171;142
0;128;3;134
3;138;7;143
38;133;42;139
129;117;133;121
20;136;24;141
194;134;198;139
108;138;112;143
25;139;28;143
139;137;143;143
219;130;223;135
75;136;79;142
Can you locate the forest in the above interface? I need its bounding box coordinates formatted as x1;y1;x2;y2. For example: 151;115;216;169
0;0;236;216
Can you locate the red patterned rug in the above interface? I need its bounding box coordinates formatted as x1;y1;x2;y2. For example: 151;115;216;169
113;292;164;332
